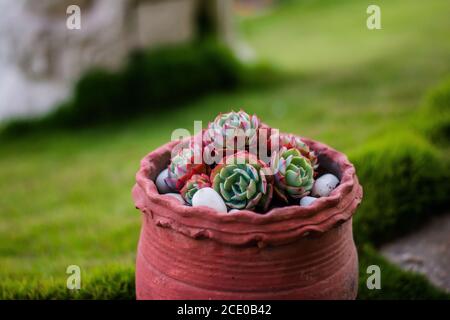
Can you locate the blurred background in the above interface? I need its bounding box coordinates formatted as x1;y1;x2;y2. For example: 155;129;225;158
0;0;449;299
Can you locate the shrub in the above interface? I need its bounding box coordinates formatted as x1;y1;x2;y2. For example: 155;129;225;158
64;40;245;126
417;78;450;144
63;69;129;125
123;41;244;114
1;40;247;132
350;130;450;245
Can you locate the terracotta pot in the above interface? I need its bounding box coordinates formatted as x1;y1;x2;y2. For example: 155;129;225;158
132;137;363;300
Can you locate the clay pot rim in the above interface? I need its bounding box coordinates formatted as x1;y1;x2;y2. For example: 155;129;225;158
133;134;363;245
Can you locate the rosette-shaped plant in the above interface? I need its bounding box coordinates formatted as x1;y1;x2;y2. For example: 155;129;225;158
180;174;211;205
278;133;318;170
271;147;314;202
211;151;273;211
166;140;207;191
204;111;260;161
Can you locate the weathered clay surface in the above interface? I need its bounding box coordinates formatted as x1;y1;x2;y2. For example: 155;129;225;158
132;136;363;299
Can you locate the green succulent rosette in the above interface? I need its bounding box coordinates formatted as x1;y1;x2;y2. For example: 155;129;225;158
278;133;318;170
166;139;207;191
180;174;211;205
211;151;273;211
270;147;314;202
204;111;260;162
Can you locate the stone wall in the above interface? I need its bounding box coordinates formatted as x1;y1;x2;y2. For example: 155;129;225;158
0;0;235;121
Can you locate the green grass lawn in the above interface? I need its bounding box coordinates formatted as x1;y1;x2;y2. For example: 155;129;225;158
1;0;449;298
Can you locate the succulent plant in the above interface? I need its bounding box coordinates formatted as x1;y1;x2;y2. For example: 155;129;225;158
278;133;318;170
204;110;260;159
211;151;273;211
166;141;207;191
180;174;211;205
162;112;322;213
270;147;314;202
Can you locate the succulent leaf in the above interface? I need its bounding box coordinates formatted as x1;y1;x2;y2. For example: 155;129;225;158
166;139;207;191
271;147;314;202
204;110;260;161
277;133;319;170
211;151;273;212
180;174;211;205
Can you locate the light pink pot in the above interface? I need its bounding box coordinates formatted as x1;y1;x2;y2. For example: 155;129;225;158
132;137;363;300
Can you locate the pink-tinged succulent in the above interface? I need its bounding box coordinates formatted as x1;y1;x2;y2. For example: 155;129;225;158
278;133;318;170
204;110;260;159
180;174;211;205
210;151;273;212
166;141;207;191
270;147;314;203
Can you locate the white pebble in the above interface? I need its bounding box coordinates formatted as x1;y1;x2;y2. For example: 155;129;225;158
311;173;340;197
300;196;317;207
192;187;227;213
155;168;172;194
165;193;185;205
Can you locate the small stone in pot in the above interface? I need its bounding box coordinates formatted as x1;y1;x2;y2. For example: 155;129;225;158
165;193;186;205
192;187;227;213
155;168;172;194
311;173;340;197
299;196;318;207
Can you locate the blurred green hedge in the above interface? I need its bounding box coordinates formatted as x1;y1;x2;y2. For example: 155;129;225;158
352;78;450;247
351;83;450;298
417;77;450;144
350;130;449;245
54;41;245;126
2;41;271;134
